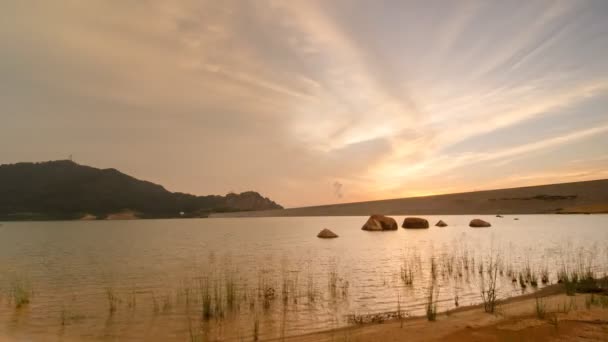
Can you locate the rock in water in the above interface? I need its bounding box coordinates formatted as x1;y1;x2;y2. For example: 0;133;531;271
402;217;429;229
469;219;491;227
435;220;448;227
317;228;339;238
361;215;398;231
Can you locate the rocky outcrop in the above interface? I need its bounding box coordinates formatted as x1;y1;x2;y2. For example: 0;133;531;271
435;220;447;227
402;217;429;229
469;219;491;227
362;215;398;231
317;228;338;238
223;191;283;211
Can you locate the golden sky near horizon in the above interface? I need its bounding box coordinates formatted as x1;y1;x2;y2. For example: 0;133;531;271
2;1;608;207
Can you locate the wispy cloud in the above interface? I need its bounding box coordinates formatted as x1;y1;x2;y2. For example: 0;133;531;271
1;0;608;207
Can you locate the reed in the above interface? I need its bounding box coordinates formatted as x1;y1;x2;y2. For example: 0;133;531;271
425;281;438;322
200;277;213;320
400;264;414;286
480;254;499;313
10;278;31;309
535;296;546;319
152;292;159;314
306;270;316;303
162;293;172;313
225;271;237;311
540;268;549;285
518;273;527;290
253;316;260;341
105;287;118;314
127;287;137;309
328;269;338;299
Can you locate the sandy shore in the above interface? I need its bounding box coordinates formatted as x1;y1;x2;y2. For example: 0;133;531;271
284;286;608;342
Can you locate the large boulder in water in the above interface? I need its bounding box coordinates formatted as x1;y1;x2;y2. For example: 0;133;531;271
435;220;448;227
361;215;398;231
402;217;429;229
469;219;491;228
317;228;338;238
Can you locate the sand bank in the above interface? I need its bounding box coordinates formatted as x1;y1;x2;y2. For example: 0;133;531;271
285;286;608;342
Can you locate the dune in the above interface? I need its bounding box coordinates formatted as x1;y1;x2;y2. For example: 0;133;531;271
212;179;608;217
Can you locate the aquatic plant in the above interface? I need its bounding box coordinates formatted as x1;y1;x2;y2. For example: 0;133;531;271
328;269;338;298
306;270;316;303
540;268;549;285
425;281;438;322
200;277;213;320
518;273;527;290
397;292;404;328
105;287;118;314
152;292;159;313
10;278;31;308
127;288;137;309
400;264;414;285
162;293;172;313
535;296;546;319
253;316;260;341
480;254;499;313
225;271;237;311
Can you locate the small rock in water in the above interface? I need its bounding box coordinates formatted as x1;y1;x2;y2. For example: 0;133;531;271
435;220;448;227
317;228;338;238
469;219;491;227
402;217;429;229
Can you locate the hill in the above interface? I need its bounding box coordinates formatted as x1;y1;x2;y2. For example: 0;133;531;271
211;179;608;217
0;160;282;220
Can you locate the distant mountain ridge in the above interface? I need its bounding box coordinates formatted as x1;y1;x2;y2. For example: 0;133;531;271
0;160;282;220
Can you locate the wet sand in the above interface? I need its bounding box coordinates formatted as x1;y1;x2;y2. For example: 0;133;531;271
285;286;608;342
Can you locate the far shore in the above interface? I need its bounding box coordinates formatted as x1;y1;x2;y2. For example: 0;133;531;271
283;285;608;342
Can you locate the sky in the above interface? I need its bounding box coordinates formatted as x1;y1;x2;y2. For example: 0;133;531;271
1;1;608;208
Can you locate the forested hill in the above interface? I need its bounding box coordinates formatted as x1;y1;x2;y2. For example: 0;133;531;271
0;160;282;220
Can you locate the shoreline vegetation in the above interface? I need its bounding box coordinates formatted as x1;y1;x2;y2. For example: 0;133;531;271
285;284;608;341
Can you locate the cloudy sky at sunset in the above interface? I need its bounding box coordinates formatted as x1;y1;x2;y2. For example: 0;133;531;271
2;1;608;207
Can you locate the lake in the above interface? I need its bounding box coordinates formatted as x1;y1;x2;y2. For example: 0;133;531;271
1;215;607;341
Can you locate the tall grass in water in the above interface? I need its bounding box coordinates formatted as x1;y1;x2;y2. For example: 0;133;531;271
480;254;499;313
253;315;260;341
400;263;414;286
535;296;546;319
397;292;404;328
10;278;31;308
425;281;438;321
306;269;316;303
200;277;213;320
225;271;237;312
105;287;119;314
328;269;338;299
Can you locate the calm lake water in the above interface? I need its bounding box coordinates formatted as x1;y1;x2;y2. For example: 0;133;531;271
1;215;607;341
